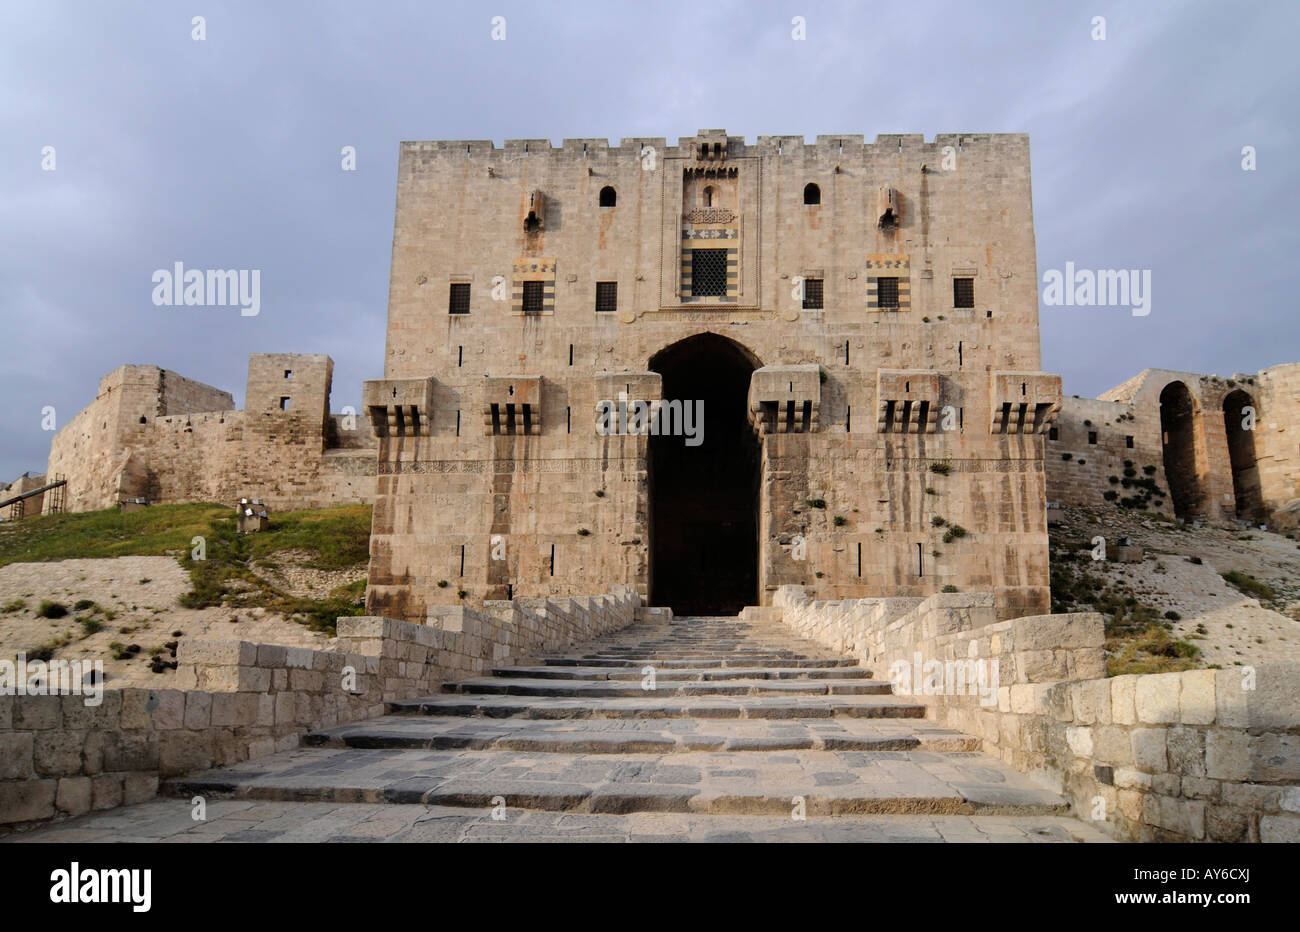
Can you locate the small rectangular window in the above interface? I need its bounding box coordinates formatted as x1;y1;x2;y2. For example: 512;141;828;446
279;397;291;411
595;281;618;312
877;277;899;309
953;277;975;308
449;283;471;315
1126;435;1134;448
283;370;292;379
1088;431;1098;444
522;280;545;314
691;249;728;297
1049;427;1059;441
802;278;824;310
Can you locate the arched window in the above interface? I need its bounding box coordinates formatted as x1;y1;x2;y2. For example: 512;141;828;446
703;186;714;207
803;183;821;205
599;186;616;207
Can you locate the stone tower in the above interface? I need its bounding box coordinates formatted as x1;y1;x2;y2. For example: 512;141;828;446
364;129;1060;622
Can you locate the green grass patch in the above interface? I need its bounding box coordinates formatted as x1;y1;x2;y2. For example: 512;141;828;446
1108;624;1201;676
0;501;373;638
179;509;371;636
0;502;229;568
1220;570;1275;602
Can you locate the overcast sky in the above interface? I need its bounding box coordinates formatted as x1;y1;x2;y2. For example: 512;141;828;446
1;0;1296;481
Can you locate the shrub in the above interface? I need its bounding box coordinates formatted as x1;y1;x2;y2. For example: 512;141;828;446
1164;610;1182;621
943;525;967;543
73;599;96;612
929;462;952;475
807;498;827;509
78;617;102;637
36;600;68;619
1;599;25;613
941;584;959;593
577;528;591;536
832;515;846;527
931;516;947;527
1061;453;1073;461
1103;490;1119;502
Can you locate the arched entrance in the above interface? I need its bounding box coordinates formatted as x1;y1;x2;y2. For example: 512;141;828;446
648;333;761;615
1159;381;1203;520
1223;389;1264;522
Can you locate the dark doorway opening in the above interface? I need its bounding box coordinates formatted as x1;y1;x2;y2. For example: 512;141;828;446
1223;389;1264;522
648;333;760;615
1159;381;1202;520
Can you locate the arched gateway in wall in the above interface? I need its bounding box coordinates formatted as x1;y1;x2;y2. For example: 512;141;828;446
647;333;762;615
1159;380;1206;520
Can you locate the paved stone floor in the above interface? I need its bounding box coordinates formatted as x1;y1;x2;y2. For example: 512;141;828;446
5;615;1112;842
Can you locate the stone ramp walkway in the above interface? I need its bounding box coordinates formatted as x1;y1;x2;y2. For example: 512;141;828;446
5;614;1108;842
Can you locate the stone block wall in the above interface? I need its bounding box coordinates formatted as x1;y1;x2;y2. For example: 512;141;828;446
0;586;639;828
44;355;378;513
769;587;1300;841
1;473;48;519
1046;365;1300;527
369;130;1061;622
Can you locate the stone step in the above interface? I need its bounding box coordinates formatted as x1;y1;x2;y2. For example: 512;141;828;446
302;716;979;754
165;748;1068;817
443;677;894;698
10;798;1109;843
387;693;927;719
490;665;871;681
542;657;858;669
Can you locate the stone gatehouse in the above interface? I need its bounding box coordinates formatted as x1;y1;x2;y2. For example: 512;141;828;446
363;129;1061;623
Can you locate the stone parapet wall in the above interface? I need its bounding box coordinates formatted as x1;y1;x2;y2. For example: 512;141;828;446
0;586;639;828
769;587;1300;841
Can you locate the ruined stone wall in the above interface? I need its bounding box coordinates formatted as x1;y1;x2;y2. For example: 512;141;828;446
1045;396;1167;514
44;356;378;513
1256;363;1300;516
368;130;1059;623
1046;366;1295;526
0;474;48;520
47;366;236;511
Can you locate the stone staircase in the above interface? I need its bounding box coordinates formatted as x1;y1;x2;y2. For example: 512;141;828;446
163;613;1105;839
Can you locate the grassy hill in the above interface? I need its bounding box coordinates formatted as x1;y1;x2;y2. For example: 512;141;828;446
0;503;372;635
